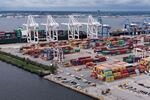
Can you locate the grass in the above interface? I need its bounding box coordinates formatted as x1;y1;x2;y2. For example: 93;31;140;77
0;51;57;76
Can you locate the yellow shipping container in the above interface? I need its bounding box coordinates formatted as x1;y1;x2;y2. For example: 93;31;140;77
113;72;121;77
105;76;114;82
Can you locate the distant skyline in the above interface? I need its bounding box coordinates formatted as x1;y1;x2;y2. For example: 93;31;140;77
0;0;150;11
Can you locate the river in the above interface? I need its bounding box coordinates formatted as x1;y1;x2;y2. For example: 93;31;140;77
0;61;94;100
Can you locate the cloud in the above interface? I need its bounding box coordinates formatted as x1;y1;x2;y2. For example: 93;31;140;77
0;0;149;10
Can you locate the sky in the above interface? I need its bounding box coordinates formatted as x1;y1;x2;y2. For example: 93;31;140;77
0;0;150;11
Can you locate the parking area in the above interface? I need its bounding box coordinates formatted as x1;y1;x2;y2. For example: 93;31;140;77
1;42;150;100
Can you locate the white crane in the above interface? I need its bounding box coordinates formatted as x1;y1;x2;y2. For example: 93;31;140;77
87;15;101;39
62;15;82;40
42;15;59;41
23;15;39;43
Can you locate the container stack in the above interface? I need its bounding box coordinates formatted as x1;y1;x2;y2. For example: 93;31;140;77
139;57;150;72
0;32;5;40
79;43;90;49
62;46;75;54
40;49;54;61
91;61;139;82
100;48;131;55
123;55;141;63
70;56;107;66
0;29;27;44
103;69;114;82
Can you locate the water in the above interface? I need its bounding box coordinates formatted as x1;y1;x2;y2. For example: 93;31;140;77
0;11;149;32
0;61;94;100
0;16;148;32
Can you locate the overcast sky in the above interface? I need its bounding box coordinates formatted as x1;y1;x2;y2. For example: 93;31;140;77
0;0;150;11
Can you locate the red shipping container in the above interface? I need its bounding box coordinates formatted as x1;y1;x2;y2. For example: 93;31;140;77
78;56;91;60
80;58;93;64
122;73;129;78
99;57;106;62
127;67;135;71
121;69;128;74
110;50;117;55
118;49;126;54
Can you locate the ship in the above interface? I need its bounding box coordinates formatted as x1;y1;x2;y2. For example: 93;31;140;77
0;28;87;44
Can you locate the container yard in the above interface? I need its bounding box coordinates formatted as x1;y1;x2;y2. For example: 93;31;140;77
0;14;150;100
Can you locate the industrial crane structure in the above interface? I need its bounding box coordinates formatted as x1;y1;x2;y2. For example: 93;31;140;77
143;18;150;34
62;15;82;40
97;11;111;37
86;15;101;39
124;18;141;35
42;15;59;41
23;15;39;43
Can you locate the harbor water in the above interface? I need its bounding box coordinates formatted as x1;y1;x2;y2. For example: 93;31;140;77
0;15;148;32
0;61;94;100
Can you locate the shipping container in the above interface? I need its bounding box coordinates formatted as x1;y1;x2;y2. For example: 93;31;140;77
105;76;114;82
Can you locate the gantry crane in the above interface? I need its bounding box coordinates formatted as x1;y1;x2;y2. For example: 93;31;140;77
86;15;101;39
97;10;111;37
142;18;150;34
62;15;82;40
42;15;59;41
124;18;140;35
23;15;39;43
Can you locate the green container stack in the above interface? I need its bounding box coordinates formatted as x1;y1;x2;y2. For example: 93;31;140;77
118;40;125;46
75;48;80;52
15;28;22;43
101;51;110;55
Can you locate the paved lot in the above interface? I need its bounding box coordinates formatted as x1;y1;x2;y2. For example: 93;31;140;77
1;43;150;100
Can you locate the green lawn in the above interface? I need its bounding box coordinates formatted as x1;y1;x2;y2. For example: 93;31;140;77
0;52;57;76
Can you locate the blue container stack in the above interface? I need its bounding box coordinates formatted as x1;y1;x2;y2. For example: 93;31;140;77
41;49;54;60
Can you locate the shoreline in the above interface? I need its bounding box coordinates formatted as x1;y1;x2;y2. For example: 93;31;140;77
44;75;103;100
0;50;103;100
0;50;56;77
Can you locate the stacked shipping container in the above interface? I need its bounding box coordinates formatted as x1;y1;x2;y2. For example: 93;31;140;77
91;61;142;82
70;56;106;66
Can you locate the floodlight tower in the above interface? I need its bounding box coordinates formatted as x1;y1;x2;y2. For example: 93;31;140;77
42;15;59;41
23;15;39;43
53;46;64;63
62;15;82;40
87;15;101;39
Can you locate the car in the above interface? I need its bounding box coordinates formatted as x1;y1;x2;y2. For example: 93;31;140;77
71;74;75;77
70;81;77;85
66;73;71;76
90;83;96;86
61;77;67;80
61;80;70;83
74;67;82;72
87;81;92;84
80;74;84;77
82;79;88;83
77;86;82;90
75;76;82;80
55;76;61;79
